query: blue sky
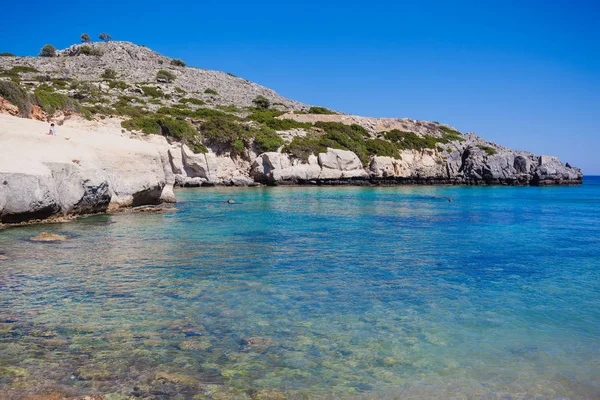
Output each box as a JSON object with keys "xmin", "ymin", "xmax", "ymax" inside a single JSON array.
[{"xmin": 2, "ymin": 0, "xmax": 599, "ymax": 173}]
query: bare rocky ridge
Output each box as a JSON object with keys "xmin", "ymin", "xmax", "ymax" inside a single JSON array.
[{"xmin": 0, "ymin": 41, "xmax": 583, "ymax": 223}]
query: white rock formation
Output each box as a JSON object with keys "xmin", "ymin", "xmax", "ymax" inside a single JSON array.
[{"xmin": 0, "ymin": 114, "xmax": 174, "ymax": 223}]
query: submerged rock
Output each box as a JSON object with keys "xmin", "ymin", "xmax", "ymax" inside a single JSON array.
[{"xmin": 30, "ymin": 232, "xmax": 69, "ymax": 242}]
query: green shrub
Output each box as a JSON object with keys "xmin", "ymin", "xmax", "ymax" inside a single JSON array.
[
  {"xmin": 0, "ymin": 53, "xmax": 15, "ymax": 57},
  {"xmin": 204, "ymin": 88, "xmax": 218, "ymax": 95},
  {"xmin": 9, "ymin": 66, "xmax": 38, "ymax": 74},
  {"xmin": 156, "ymin": 69, "xmax": 176, "ymax": 83},
  {"xmin": 121, "ymin": 115, "xmax": 197, "ymax": 141},
  {"xmin": 77, "ymin": 45, "xmax": 102, "ymax": 56},
  {"xmin": 226, "ymin": 72, "xmax": 237, "ymax": 77},
  {"xmin": 254, "ymin": 126, "xmax": 284, "ymax": 153},
  {"xmin": 174, "ymin": 87, "xmax": 186, "ymax": 94},
  {"xmin": 101, "ymin": 69, "xmax": 117, "ymax": 79},
  {"xmin": 171, "ymin": 59, "xmax": 186, "ymax": 67},
  {"xmin": 33, "ymin": 88, "xmax": 81, "ymax": 114},
  {"xmin": 108, "ymin": 80, "xmax": 129, "ymax": 90},
  {"xmin": 283, "ymin": 122, "xmax": 373, "ymax": 165},
  {"xmin": 438, "ymin": 126, "xmax": 465, "ymax": 142},
  {"xmin": 200, "ymin": 116, "xmax": 253, "ymax": 154},
  {"xmin": 314, "ymin": 122, "xmax": 370, "ymax": 165},
  {"xmin": 179, "ymin": 97, "xmax": 205, "ymax": 106},
  {"xmin": 0, "ymin": 81, "xmax": 31, "ymax": 116},
  {"xmin": 156, "ymin": 106, "xmax": 238, "ymax": 120},
  {"xmin": 384, "ymin": 130, "xmax": 440, "ymax": 151},
  {"xmin": 141, "ymin": 86, "xmax": 164, "ymax": 98},
  {"xmin": 365, "ymin": 139, "xmax": 400, "ymax": 158},
  {"xmin": 216, "ymin": 104, "xmax": 244, "ymax": 113},
  {"xmin": 283, "ymin": 134, "xmax": 327, "ymax": 161},
  {"xmin": 252, "ymin": 95, "xmax": 270, "ymax": 109},
  {"xmin": 50, "ymin": 78, "xmax": 71, "ymax": 89},
  {"xmin": 307, "ymin": 106, "xmax": 335, "ymax": 114},
  {"xmin": 39, "ymin": 44, "xmax": 56, "ymax": 57},
  {"xmin": 247, "ymin": 109, "xmax": 312, "ymax": 130},
  {"xmin": 81, "ymin": 33, "xmax": 91, "ymax": 43},
  {"xmin": 477, "ymin": 145, "xmax": 497, "ymax": 156}
]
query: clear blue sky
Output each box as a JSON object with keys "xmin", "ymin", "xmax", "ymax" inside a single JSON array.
[{"xmin": 2, "ymin": 0, "xmax": 599, "ymax": 173}]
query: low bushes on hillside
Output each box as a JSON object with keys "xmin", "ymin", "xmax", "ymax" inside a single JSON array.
[
  {"xmin": 204, "ymin": 88, "xmax": 218, "ymax": 95},
  {"xmin": 252, "ymin": 95, "xmax": 270, "ymax": 109},
  {"xmin": 254, "ymin": 126, "xmax": 284, "ymax": 153},
  {"xmin": 156, "ymin": 70, "xmax": 176, "ymax": 83},
  {"xmin": 171, "ymin": 59, "xmax": 186, "ymax": 67},
  {"xmin": 77, "ymin": 45, "xmax": 103, "ymax": 56},
  {"xmin": 141, "ymin": 86, "xmax": 164, "ymax": 98},
  {"xmin": 101, "ymin": 69, "xmax": 117, "ymax": 80},
  {"xmin": 179, "ymin": 98, "xmax": 205, "ymax": 106},
  {"xmin": 200, "ymin": 116, "xmax": 254, "ymax": 155},
  {"xmin": 33, "ymin": 86, "xmax": 82, "ymax": 114},
  {"xmin": 0, "ymin": 81, "xmax": 31, "ymax": 116},
  {"xmin": 477, "ymin": 145, "xmax": 497, "ymax": 156},
  {"xmin": 284, "ymin": 122, "xmax": 371, "ymax": 165},
  {"xmin": 307, "ymin": 106, "xmax": 335, "ymax": 114},
  {"xmin": 246, "ymin": 109, "xmax": 312, "ymax": 130}
]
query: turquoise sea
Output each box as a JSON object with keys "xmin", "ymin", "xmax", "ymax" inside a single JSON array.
[{"xmin": 1, "ymin": 178, "xmax": 599, "ymax": 399}]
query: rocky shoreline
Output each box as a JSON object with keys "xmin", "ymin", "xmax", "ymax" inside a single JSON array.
[{"xmin": 0, "ymin": 112, "xmax": 582, "ymax": 225}]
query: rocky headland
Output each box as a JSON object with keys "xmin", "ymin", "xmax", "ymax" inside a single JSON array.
[{"xmin": 0, "ymin": 41, "xmax": 582, "ymax": 224}]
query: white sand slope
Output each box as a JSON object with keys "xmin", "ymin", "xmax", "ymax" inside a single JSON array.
[{"xmin": 0, "ymin": 114, "xmax": 174, "ymax": 223}]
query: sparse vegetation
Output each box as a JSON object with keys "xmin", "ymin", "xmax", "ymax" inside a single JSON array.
[
  {"xmin": 141, "ymin": 86, "xmax": 164, "ymax": 98},
  {"xmin": 252, "ymin": 95, "xmax": 270, "ymax": 109},
  {"xmin": 438, "ymin": 126, "xmax": 465, "ymax": 142},
  {"xmin": 200, "ymin": 116, "xmax": 253, "ymax": 154},
  {"xmin": 108, "ymin": 80, "xmax": 129, "ymax": 90},
  {"xmin": 171, "ymin": 59, "xmax": 186, "ymax": 67},
  {"xmin": 284, "ymin": 122, "xmax": 372, "ymax": 165},
  {"xmin": 156, "ymin": 69, "xmax": 176, "ymax": 83},
  {"xmin": 365, "ymin": 139, "xmax": 400, "ymax": 158},
  {"xmin": 477, "ymin": 145, "xmax": 497, "ymax": 156},
  {"xmin": 204, "ymin": 88, "xmax": 218, "ymax": 95},
  {"xmin": 0, "ymin": 53, "xmax": 15, "ymax": 57},
  {"xmin": 254, "ymin": 126, "xmax": 284, "ymax": 153},
  {"xmin": 384, "ymin": 130, "xmax": 441, "ymax": 151},
  {"xmin": 307, "ymin": 106, "xmax": 335, "ymax": 115},
  {"xmin": 101, "ymin": 69, "xmax": 117, "ymax": 80},
  {"xmin": 179, "ymin": 98, "xmax": 205, "ymax": 106},
  {"xmin": 77, "ymin": 45, "xmax": 102, "ymax": 56},
  {"xmin": 33, "ymin": 87, "xmax": 81, "ymax": 114},
  {"xmin": 0, "ymin": 81, "xmax": 31, "ymax": 116},
  {"xmin": 39, "ymin": 44, "xmax": 56, "ymax": 57},
  {"xmin": 7, "ymin": 66, "xmax": 39, "ymax": 74},
  {"xmin": 81, "ymin": 33, "xmax": 91, "ymax": 43},
  {"xmin": 246, "ymin": 109, "xmax": 312, "ymax": 131},
  {"xmin": 156, "ymin": 106, "xmax": 238, "ymax": 120}
]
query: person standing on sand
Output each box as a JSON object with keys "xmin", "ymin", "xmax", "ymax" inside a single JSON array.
[{"xmin": 47, "ymin": 123, "xmax": 56, "ymax": 136}]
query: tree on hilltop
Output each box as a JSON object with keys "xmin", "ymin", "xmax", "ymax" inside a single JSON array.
[
  {"xmin": 81, "ymin": 33, "xmax": 91, "ymax": 43},
  {"xmin": 39, "ymin": 44, "xmax": 56, "ymax": 57},
  {"xmin": 99, "ymin": 33, "xmax": 112, "ymax": 42}
]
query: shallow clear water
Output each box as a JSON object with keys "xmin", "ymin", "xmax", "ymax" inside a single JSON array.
[{"xmin": 1, "ymin": 179, "xmax": 599, "ymax": 399}]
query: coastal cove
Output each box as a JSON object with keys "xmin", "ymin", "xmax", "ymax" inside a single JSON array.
[{"xmin": 1, "ymin": 181, "xmax": 599, "ymax": 399}]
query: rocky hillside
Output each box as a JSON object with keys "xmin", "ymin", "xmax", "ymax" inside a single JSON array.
[{"xmin": 0, "ymin": 41, "xmax": 583, "ymax": 222}]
